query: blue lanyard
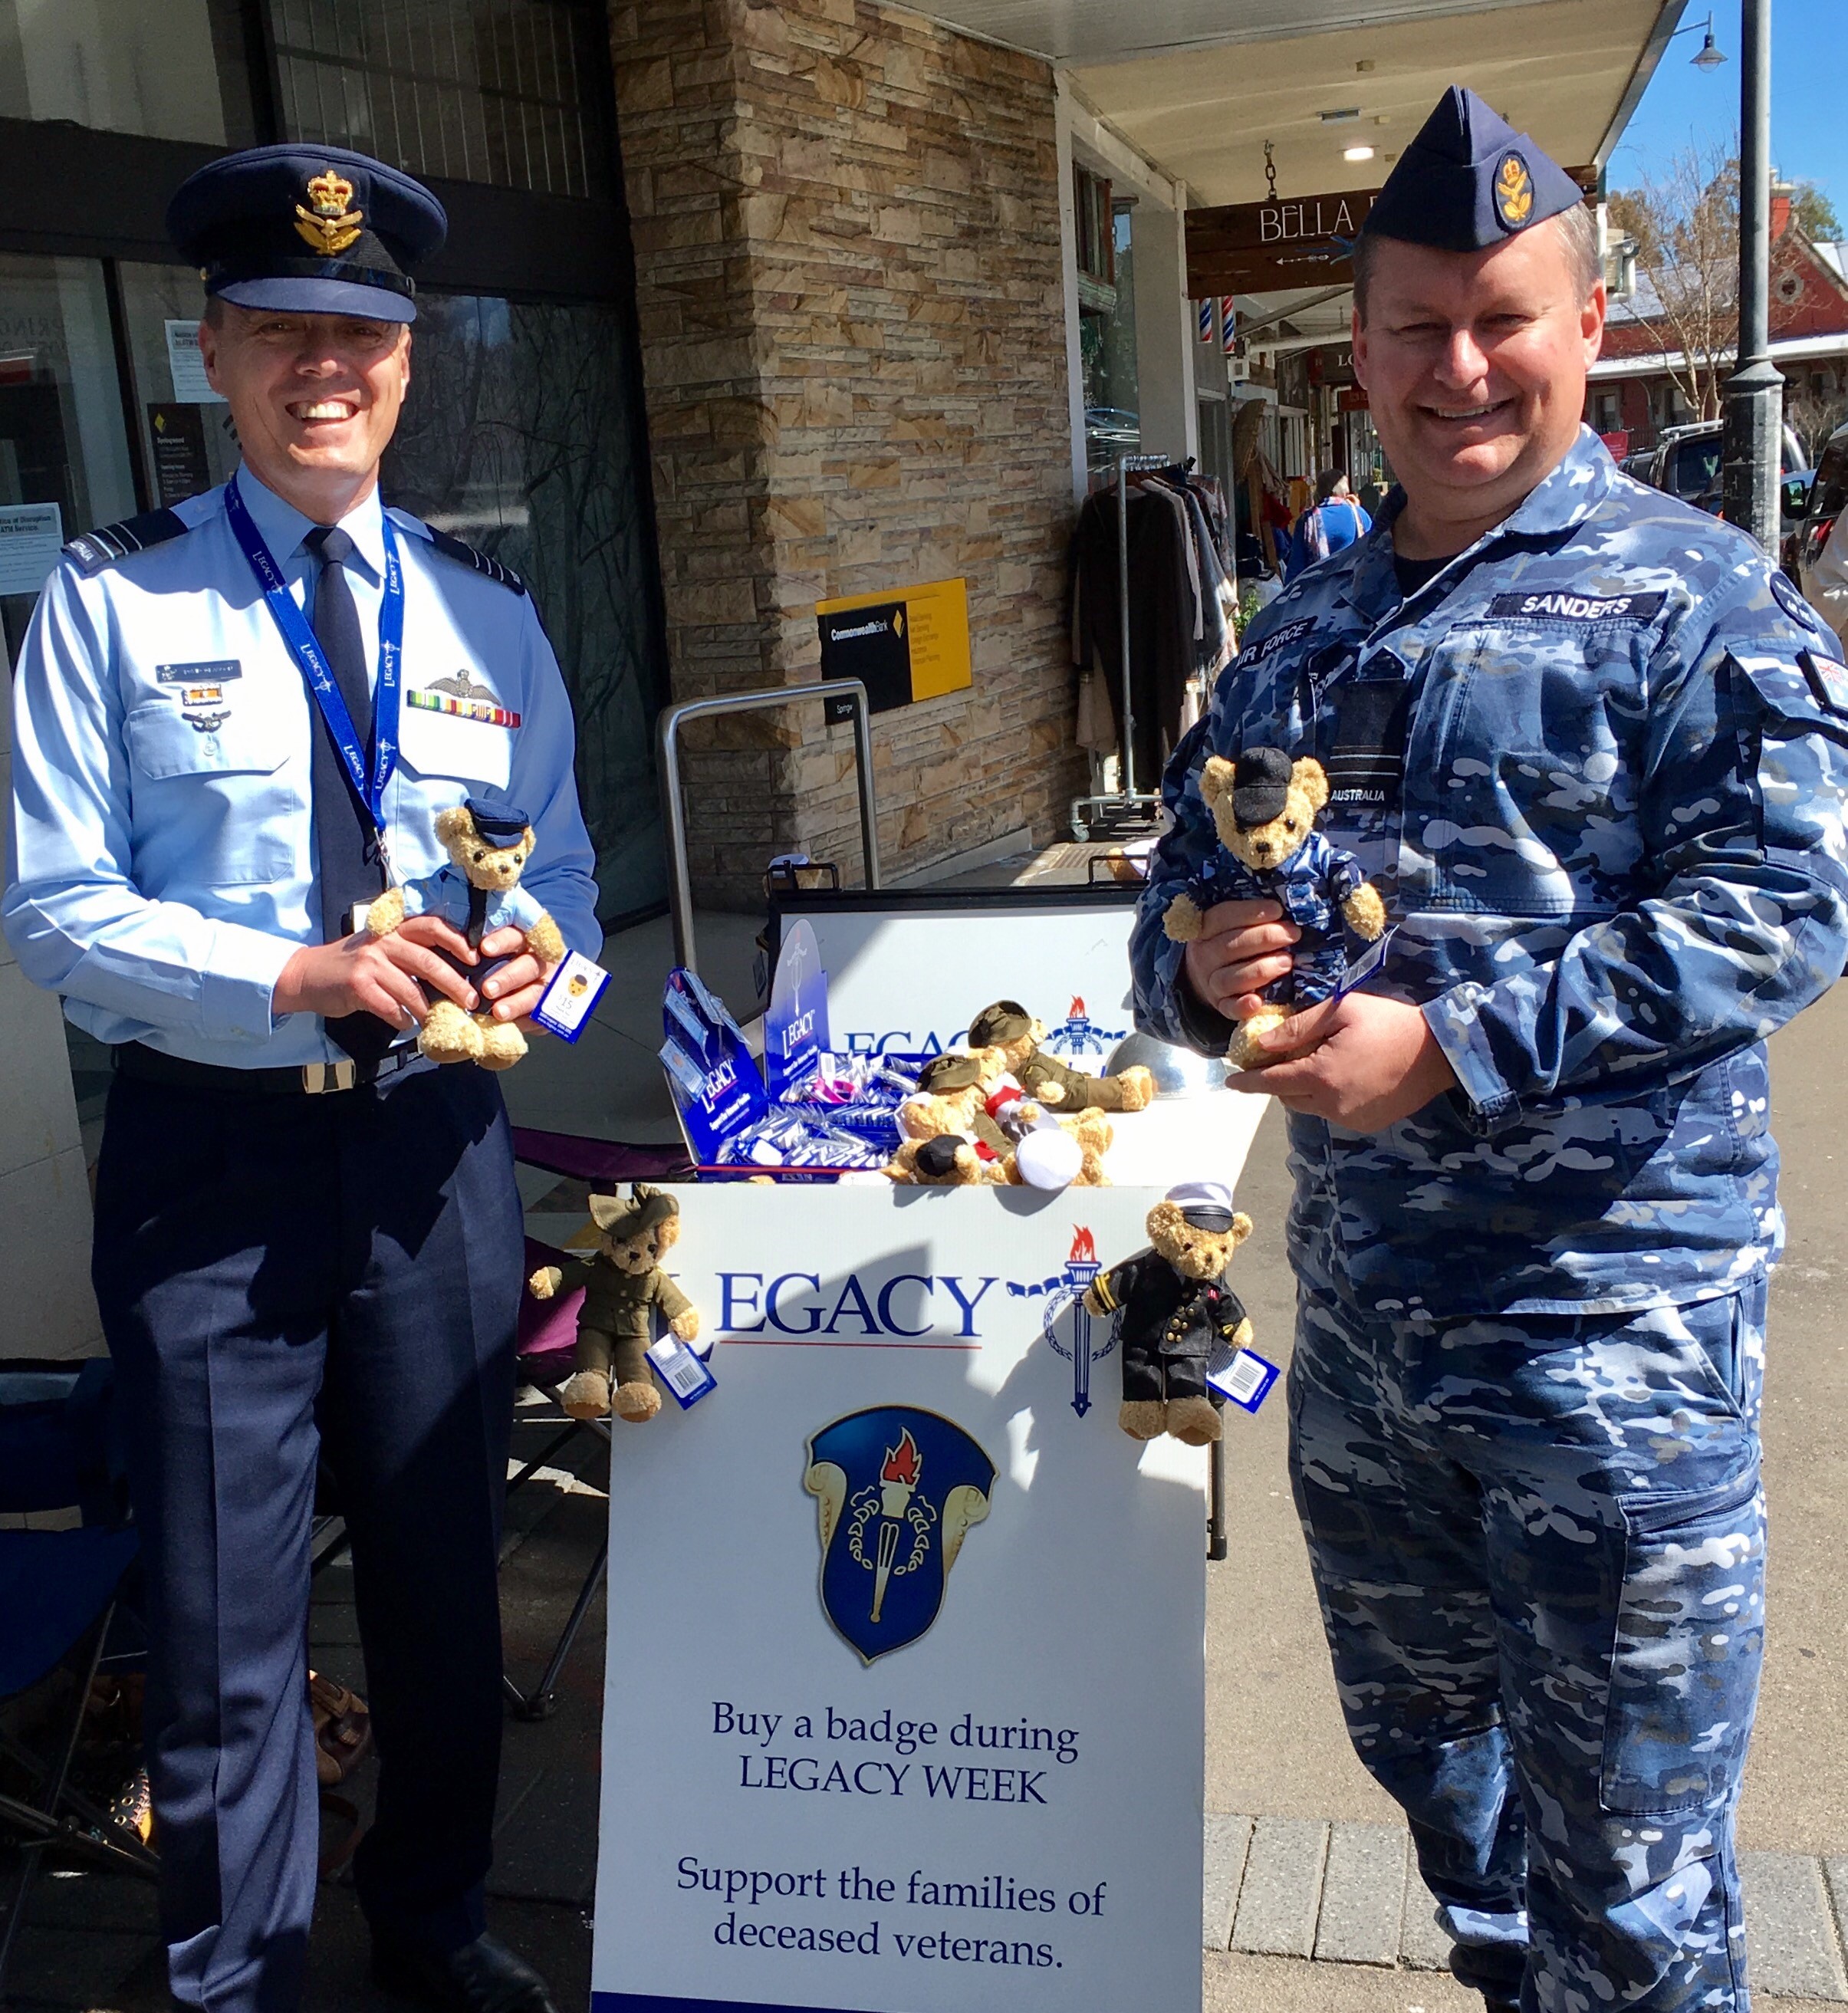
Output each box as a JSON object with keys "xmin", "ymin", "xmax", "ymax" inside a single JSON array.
[{"xmin": 224, "ymin": 473, "xmax": 403, "ymax": 833}]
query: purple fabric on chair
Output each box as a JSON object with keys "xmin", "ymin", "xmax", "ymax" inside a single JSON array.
[
  {"xmin": 517, "ymin": 1236, "xmax": 584, "ymax": 1379},
  {"xmin": 510, "ymin": 1130, "xmax": 692, "ymax": 1186}
]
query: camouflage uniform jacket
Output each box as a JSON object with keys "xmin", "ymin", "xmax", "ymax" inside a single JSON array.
[
  {"xmin": 1179, "ymin": 829, "xmax": 1367, "ymax": 1007},
  {"xmin": 553, "ymin": 1255, "xmax": 691, "ymax": 1339},
  {"xmin": 1131, "ymin": 428, "xmax": 1848, "ymax": 1320}
]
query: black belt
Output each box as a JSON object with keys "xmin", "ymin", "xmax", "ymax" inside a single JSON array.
[{"xmin": 114, "ymin": 1040, "xmax": 435, "ymax": 1097}]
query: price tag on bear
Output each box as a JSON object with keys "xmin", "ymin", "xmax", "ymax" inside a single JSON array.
[
  {"xmin": 1205, "ymin": 1341, "xmax": 1281, "ymax": 1413},
  {"xmin": 646, "ymin": 1332, "xmax": 717, "ymax": 1409},
  {"xmin": 533, "ymin": 949, "xmax": 611, "ymax": 1042},
  {"xmin": 1333, "ymin": 922, "xmax": 1397, "ymax": 998}
]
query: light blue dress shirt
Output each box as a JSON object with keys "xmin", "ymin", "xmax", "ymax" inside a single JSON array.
[{"xmin": 4, "ymin": 467, "xmax": 601, "ymax": 1067}]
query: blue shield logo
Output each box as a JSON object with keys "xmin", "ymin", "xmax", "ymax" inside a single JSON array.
[{"xmin": 804, "ymin": 1406, "xmax": 995, "ymax": 1665}]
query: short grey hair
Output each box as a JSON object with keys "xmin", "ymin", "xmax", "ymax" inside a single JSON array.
[{"xmin": 1352, "ymin": 200, "xmax": 1601, "ymax": 322}]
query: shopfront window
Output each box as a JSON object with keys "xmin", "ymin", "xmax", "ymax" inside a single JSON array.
[
  {"xmin": 0, "ymin": 0, "xmax": 255, "ymax": 145},
  {"xmin": 0, "ymin": 255, "xmax": 136, "ymax": 670},
  {"xmin": 1081, "ymin": 202, "xmax": 1139, "ymax": 475},
  {"xmin": 385, "ymin": 290, "xmax": 669, "ymax": 919},
  {"xmin": 269, "ymin": 0, "xmax": 609, "ymax": 197}
]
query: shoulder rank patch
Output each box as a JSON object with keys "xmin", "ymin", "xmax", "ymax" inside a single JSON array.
[
  {"xmin": 1486, "ymin": 590, "xmax": 1667, "ymax": 623},
  {"xmin": 62, "ymin": 508, "xmax": 190, "ymax": 576},
  {"xmin": 426, "ymin": 527, "xmax": 528, "ymax": 597}
]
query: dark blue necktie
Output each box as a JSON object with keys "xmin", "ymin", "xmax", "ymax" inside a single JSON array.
[{"xmin": 303, "ymin": 525, "xmax": 392, "ymax": 1065}]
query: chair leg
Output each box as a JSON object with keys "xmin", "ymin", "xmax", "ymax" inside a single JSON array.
[
  {"xmin": 503, "ymin": 1538, "xmax": 608, "ymax": 1722},
  {"xmin": 0, "ymin": 1603, "xmax": 115, "ymax": 1991}
]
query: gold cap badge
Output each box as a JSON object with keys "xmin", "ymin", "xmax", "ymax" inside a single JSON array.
[
  {"xmin": 294, "ymin": 169, "xmax": 364, "ymax": 255},
  {"xmin": 1494, "ymin": 152, "xmax": 1534, "ymax": 230}
]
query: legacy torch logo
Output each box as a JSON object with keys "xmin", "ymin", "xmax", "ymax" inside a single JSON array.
[
  {"xmin": 804, "ymin": 1407, "xmax": 995, "ymax": 1665},
  {"xmin": 1007, "ymin": 1227, "xmax": 1114, "ymax": 1419}
]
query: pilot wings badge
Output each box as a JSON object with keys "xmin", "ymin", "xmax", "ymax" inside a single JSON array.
[
  {"xmin": 294, "ymin": 170, "xmax": 364, "ymax": 255},
  {"xmin": 803, "ymin": 1407, "xmax": 994, "ymax": 1665}
]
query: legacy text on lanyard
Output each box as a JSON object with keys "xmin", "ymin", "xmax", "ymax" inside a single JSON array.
[{"xmin": 225, "ymin": 475, "xmax": 403, "ymax": 870}]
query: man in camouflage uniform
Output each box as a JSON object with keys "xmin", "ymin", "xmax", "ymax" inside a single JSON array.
[{"xmin": 1131, "ymin": 86, "xmax": 1848, "ymax": 2013}]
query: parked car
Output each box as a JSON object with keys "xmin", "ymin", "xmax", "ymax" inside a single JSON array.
[
  {"xmin": 1788, "ymin": 416, "xmax": 1848, "ymax": 617},
  {"xmin": 1642, "ymin": 419, "xmax": 1804, "ymax": 516}
]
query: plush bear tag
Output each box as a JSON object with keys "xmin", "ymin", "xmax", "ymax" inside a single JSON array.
[{"xmin": 533, "ymin": 949, "xmax": 612, "ymax": 1042}]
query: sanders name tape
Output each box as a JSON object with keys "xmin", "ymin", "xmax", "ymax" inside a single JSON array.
[
  {"xmin": 534, "ymin": 951, "xmax": 611, "ymax": 1043},
  {"xmin": 646, "ymin": 1333, "xmax": 717, "ymax": 1409},
  {"xmin": 1205, "ymin": 1344, "xmax": 1281, "ymax": 1413}
]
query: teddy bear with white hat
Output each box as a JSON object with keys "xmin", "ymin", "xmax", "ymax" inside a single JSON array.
[{"xmin": 1083, "ymin": 1180, "xmax": 1255, "ymax": 1444}]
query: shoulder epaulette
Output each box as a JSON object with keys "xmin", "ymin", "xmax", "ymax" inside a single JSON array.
[
  {"xmin": 426, "ymin": 526, "xmax": 528, "ymax": 597},
  {"xmin": 62, "ymin": 508, "xmax": 190, "ymax": 576}
]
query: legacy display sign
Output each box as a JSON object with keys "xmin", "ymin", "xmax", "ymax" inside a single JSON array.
[
  {"xmin": 770, "ymin": 893, "xmax": 1139, "ymax": 1061},
  {"xmin": 816, "ymin": 577, "xmax": 972, "ymax": 715},
  {"xmin": 590, "ymin": 1185, "xmax": 1206, "ymax": 2013}
]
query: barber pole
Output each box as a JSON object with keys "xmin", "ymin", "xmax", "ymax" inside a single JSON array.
[
  {"xmin": 1198, "ymin": 298, "xmax": 1213, "ymax": 344},
  {"xmin": 1221, "ymin": 297, "xmax": 1237, "ymax": 355}
]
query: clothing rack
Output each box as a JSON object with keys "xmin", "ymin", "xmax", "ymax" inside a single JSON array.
[{"xmin": 1071, "ymin": 452, "xmax": 1176, "ymax": 841}]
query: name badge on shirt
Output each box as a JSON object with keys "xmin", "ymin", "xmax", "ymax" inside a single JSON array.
[{"xmin": 156, "ymin": 659, "xmax": 244, "ymax": 683}]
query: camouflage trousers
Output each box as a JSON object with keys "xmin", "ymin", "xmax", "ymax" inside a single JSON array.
[{"xmin": 1288, "ymin": 1275, "xmax": 1767, "ymax": 2011}]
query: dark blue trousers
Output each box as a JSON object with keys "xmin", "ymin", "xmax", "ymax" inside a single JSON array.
[{"xmin": 91, "ymin": 1062, "xmax": 524, "ymax": 2013}]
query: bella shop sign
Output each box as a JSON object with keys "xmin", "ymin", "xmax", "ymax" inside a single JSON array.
[{"xmin": 1185, "ymin": 186, "xmax": 1377, "ymax": 296}]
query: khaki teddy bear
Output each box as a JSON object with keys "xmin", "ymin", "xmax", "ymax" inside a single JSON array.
[
  {"xmin": 366, "ymin": 797, "xmax": 567, "ymax": 1071},
  {"xmin": 1083, "ymin": 1181, "xmax": 1255, "ymax": 1446},
  {"xmin": 966, "ymin": 1001, "xmax": 1155, "ymax": 1113},
  {"xmin": 528, "ymin": 1185, "xmax": 699, "ymax": 1423},
  {"xmin": 1162, "ymin": 749, "xmax": 1386, "ymax": 1071}
]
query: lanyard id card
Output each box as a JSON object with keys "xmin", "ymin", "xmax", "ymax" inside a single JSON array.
[{"xmin": 225, "ymin": 475, "xmax": 404, "ymax": 860}]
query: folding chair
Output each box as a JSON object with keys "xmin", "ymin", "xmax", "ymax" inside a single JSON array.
[
  {"xmin": 0, "ymin": 1359, "xmax": 154, "ymax": 1994},
  {"xmin": 501, "ymin": 1130, "xmax": 692, "ymax": 1721}
]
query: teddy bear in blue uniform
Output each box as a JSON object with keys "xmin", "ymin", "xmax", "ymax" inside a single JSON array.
[{"xmin": 1162, "ymin": 748, "xmax": 1386, "ymax": 1069}]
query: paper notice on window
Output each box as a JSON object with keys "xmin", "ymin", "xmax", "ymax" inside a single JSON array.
[
  {"xmin": 0, "ymin": 501, "xmax": 64, "ymax": 596},
  {"xmin": 166, "ymin": 320, "xmax": 226, "ymax": 404}
]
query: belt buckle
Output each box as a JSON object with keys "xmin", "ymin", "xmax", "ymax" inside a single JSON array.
[{"xmin": 302, "ymin": 1059, "xmax": 359, "ymax": 1095}]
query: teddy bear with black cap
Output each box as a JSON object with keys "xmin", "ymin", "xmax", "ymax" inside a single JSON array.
[
  {"xmin": 1161, "ymin": 748, "xmax": 1386, "ymax": 1070},
  {"xmin": 365, "ymin": 795, "xmax": 566, "ymax": 1070}
]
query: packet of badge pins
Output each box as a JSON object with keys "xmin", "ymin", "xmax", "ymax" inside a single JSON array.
[
  {"xmin": 761, "ymin": 919, "xmax": 929, "ymax": 1139},
  {"xmin": 659, "ymin": 965, "xmax": 897, "ymax": 1181}
]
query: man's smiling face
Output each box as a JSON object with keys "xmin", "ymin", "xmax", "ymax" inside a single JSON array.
[
  {"xmin": 1353, "ymin": 215, "xmax": 1604, "ymax": 554},
  {"xmin": 199, "ymin": 302, "xmax": 411, "ymax": 518}
]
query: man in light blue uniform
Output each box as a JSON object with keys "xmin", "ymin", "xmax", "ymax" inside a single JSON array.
[
  {"xmin": 1132, "ymin": 89, "xmax": 1848, "ymax": 2012},
  {"xmin": 4, "ymin": 144, "xmax": 598, "ymax": 2013}
]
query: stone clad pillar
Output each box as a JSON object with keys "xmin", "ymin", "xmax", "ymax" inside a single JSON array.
[{"xmin": 612, "ymin": 0, "xmax": 1086, "ymax": 906}]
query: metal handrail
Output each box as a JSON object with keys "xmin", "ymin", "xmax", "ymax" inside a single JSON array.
[{"xmin": 656, "ymin": 679, "xmax": 881, "ymax": 975}]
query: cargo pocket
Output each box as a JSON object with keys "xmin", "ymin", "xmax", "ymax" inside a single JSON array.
[{"xmin": 1600, "ymin": 1462, "xmax": 1764, "ymax": 1815}]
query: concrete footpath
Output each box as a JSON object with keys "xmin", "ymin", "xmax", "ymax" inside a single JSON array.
[{"xmin": 6, "ymin": 979, "xmax": 1847, "ymax": 2010}]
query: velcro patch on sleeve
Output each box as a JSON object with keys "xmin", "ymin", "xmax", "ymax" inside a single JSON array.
[{"xmin": 1799, "ymin": 648, "xmax": 1848, "ymax": 718}]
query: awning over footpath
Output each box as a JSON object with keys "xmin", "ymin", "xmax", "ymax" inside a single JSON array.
[{"xmin": 906, "ymin": 0, "xmax": 1688, "ymax": 326}]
